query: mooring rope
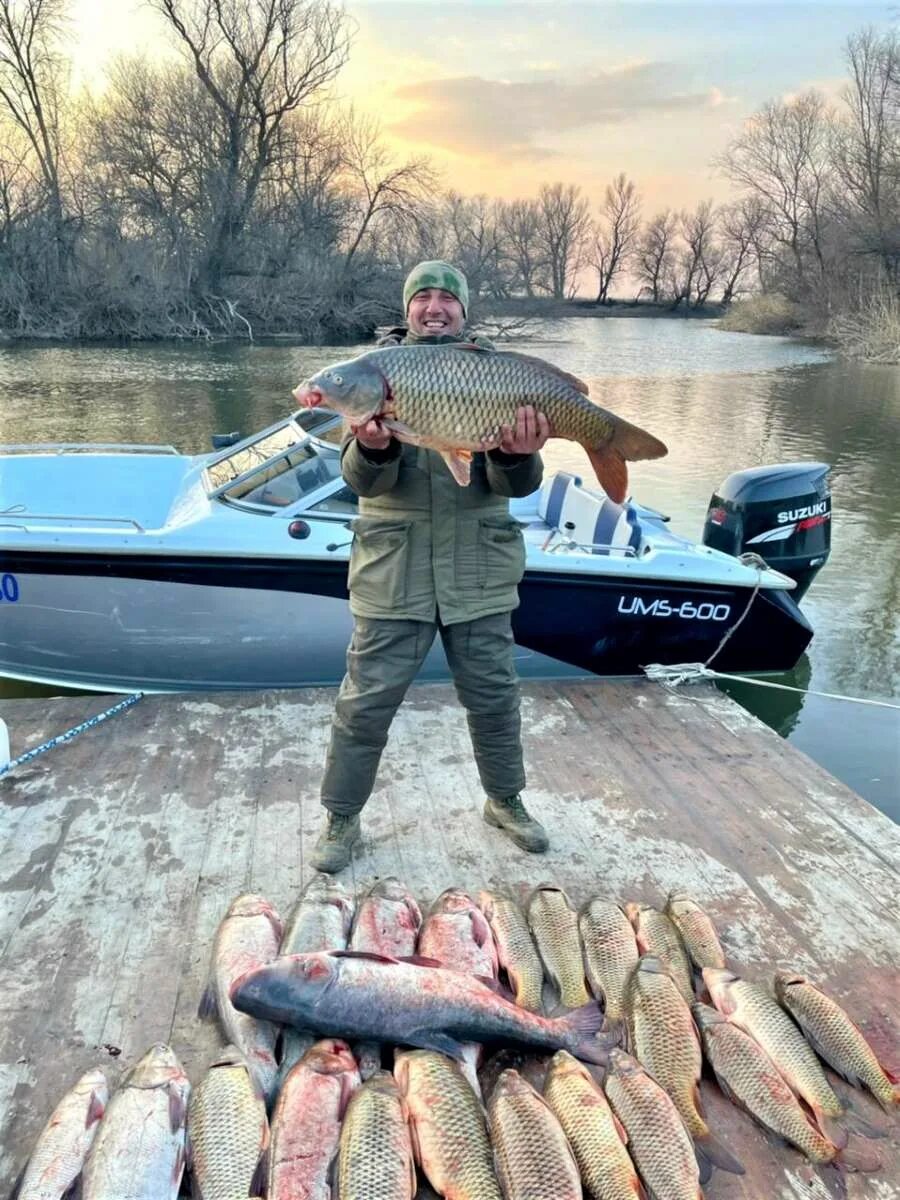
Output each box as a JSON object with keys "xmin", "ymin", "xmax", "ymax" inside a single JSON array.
[
  {"xmin": 643, "ymin": 663, "xmax": 899, "ymax": 711},
  {"xmin": 0, "ymin": 692, "xmax": 144, "ymax": 778}
]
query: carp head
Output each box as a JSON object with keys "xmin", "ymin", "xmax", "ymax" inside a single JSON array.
[{"xmin": 293, "ymin": 355, "xmax": 386, "ymax": 424}]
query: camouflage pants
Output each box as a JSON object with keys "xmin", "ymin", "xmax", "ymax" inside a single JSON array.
[{"xmin": 320, "ymin": 612, "xmax": 526, "ymax": 816}]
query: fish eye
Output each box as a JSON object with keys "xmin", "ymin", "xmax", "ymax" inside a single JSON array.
[{"xmin": 333, "ymin": 374, "xmax": 342, "ymax": 384}]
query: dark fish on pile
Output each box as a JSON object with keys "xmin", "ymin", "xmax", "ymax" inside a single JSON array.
[
  {"xmin": 527, "ymin": 884, "xmax": 591, "ymax": 1010},
  {"xmin": 200, "ymin": 893, "xmax": 283, "ymax": 1100},
  {"xmin": 231, "ymin": 950, "xmax": 613, "ymax": 1064},
  {"xmin": 395, "ymin": 1049, "xmax": 502, "ymax": 1200},
  {"xmin": 418, "ymin": 887, "xmax": 498, "ymax": 1095},
  {"xmin": 544, "ymin": 1050, "xmax": 644, "ymax": 1200},
  {"xmin": 704, "ymin": 968, "xmax": 879, "ymax": 1147},
  {"xmin": 579, "ymin": 898, "xmax": 639, "ymax": 1036},
  {"xmin": 294, "ymin": 343, "xmax": 667, "ymax": 501},
  {"xmin": 18, "ymin": 1069, "xmax": 107, "ymax": 1200},
  {"xmin": 604, "ymin": 1049, "xmax": 702, "ymax": 1200},
  {"xmin": 186, "ymin": 1045, "xmax": 269, "ymax": 1200},
  {"xmin": 489, "ymin": 1069, "xmax": 582, "ymax": 1200},
  {"xmin": 337, "ymin": 1071, "xmax": 416, "ymax": 1200},
  {"xmin": 81, "ymin": 1044, "xmax": 190, "ymax": 1200},
  {"xmin": 774, "ymin": 971, "xmax": 900, "ymax": 1111},
  {"xmin": 625, "ymin": 903, "xmax": 694, "ymax": 1005},
  {"xmin": 664, "ymin": 893, "xmax": 726, "ymax": 971},
  {"xmin": 276, "ymin": 876, "xmax": 354, "ymax": 1091},
  {"xmin": 479, "ymin": 1047, "xmax": 551, "ymax": 1103},
  {"xmin": 693, "ymin": 1003, "xmax": 881, "ymax": 1173},
  {"xmin": 479, "ymin": 889, "xmax": 545, "ymax": 1012},
  {"xmin": 627, "ymin": 957, "xmax": 743, "ymax": 1181},
  {"xmin": 269, "ymin": 1039, "xmax": 360, "ymax": 1200}
]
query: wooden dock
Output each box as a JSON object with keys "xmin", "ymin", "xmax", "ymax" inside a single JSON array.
[{"xmin": 1, "ymin": 679, "xmax": 897, "ymax": 1197}]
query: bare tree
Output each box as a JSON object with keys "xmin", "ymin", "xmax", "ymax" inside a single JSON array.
[
  {"xmin": 0, "ymin": 0, "xmax": 68, "ymax": 265},
  {"xmin": 592, "ymin": 172, "xmax": 641, "ymax": 303},
  {"xmin": 679, "ymin": 200, "xmax": 721, "ymax": 306},
  {"xmin": 636, "ymin": 209, "xmax": 677, "ymax": 302},
  {"xmin": 717, "ymin": 90, "xmax": 833, "ymax": 296},
  {"xmin": 535, "ymin": 181, "xmax": 592, "ymax": 299},
  {"xmin": 150, "ymin": 0, "xmax": 351, "ymax": 291},
  {"xmin": 718, "ymin": 194, "xmax": 770, "ymax": 302},
  {"xmin": 497, "ymin": 197, "xmax": 548, "ymax": 296}
]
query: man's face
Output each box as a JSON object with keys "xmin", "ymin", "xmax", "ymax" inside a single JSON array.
[{"xmin": 407, "ymin": 288, "xmax": 465, "ymax": 337}]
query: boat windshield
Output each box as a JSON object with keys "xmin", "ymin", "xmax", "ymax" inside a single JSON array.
[{"xmin": 205, "ymin": 415, "xmax": 346, "ymax": 509}]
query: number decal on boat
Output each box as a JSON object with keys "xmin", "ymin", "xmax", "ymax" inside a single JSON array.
[
  {"xmin": 0, "ymin": 574, "xmax": 19, "ymax": 603},
  {"xmin": 617, "ymin": 595, "xmax": 731, "ymax": 621}
]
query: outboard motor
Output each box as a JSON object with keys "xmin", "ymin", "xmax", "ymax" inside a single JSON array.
[{"xmin": 702, "ymin": 463, "xmax": 831, "ymax": 602}]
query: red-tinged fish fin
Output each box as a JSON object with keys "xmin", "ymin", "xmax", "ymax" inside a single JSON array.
[
  {"xmin": 86, "ymin": 1089, "xmax": 105, "ymax": 1126},
  {"xmin": 439, "ymin": 449, "xmax": 472, "ymax": 486},
  {"xmin": 818, "ymin": 1112, "xmax": 849, "ymax": 1149},
  {"xmin": 168, "ymin": 1084, "xmax": 188, "ymax": 1134},
  {"xmin": 406, "ymin": 1107, "xmax": 424, "ymax": 1167},
  {"xmin": 339, "ymin": 1068, "xmax": 358, "ymax": 1120},
  {"xmin": 610, "ymin": 414, "xmax": 668, "ymax": 463},
  {"xmin": 470, "ymin": 907, "xmax": 493, "ymax": 950},
  {"xmin": 694, "ymin": 1129, "xmax": 745, "ymax": 1176},
  {"xmin": 475, "ymin": 973, "xmax": 516, "ymax": 1000},
  {"xmin": 611, "ymin": 1110, "xmax": 629, "ymax": 1145},
  {"xmin": 584, "ymin": 445, "xmax": 628, "ymax": 504},
  {"xmin": 250, "ymin": 1147, "xmax": 269, "ymax": 1196},
  {"xmin": 264, "ymin": 908, "xmax": 284, "ymax": 942},
  {"xmin": 400, "ymin": 954, "xmax": 445, "ymax": 969},
  {"xmin": 500, "ymin": 349, "xmax": 590, "ymax": 394},
  {"xmin": 382, "ymin": 417, "xmax": 425, "ymax": 446},
  {"xmin": 198, "ymin": 983, "xmax": 217, "ymax": 1021},
  {"xmin": 835, "ymin": 1140, "xmax": 883, "ymax": 1173},
  {"xmin": 330, "ymin": 949, "xmax": 400, "ymax": 964}
]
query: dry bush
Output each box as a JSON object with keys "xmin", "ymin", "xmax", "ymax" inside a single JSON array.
[
  {"xmin": 828, "ymin": 287, "xmax": 900, "ymax": 363},
  {"xmin": 719, "ymin": 293, "xmax": 804, "ymax": 335}
]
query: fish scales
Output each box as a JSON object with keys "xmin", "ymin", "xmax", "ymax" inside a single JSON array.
[
  {"xmin": 528, "ymin": 885, "xmax": 591, "ymax": 1010},
  {"xmin": 337, "ymin": 1072, "xmax": 415, "ymax": 1200},
  {"xmin": 774, "ymin": 972, "xmax": 900, "ymax": 1111},
  {"xmin": 186, "ymin": 1048, "xmax": 268, "ymax": 1200},
  {"xmin": 395, "ymin": 1050, "xmax": 502, "ymax": 1200},
  {"xmin": 604, "ymin": 1050, "xmax": 702, "ymax": 1200},
  {"xmin": 18, "ymin": 1069, "xmax": 108, "ymax": 1200},
  {"xmin": 626, "ymin": 904, "xmax": 694, "ymax": 1004},
  {"xmin": 544, "ymin": 1051, "xmax": 643, "ymax": 1200},
  {"xmin": 664, "ymin": 894, "xmax": 726, "ymax": 971},
  {"xmin": 479, "ymin": 890, "xmax": 545, "ymax": 1013},
  {"xmin": 693, "ymin": 1004, "xmax": 839, "ymax": 1165},
  {"xmin": 269, "ymin": 1039, "xmax": 360, "ymax": 1200},
  {"xmin": 579, "ymin": 899, "xmax": 639, "ymax": 1027},
  {"xmin": 488, "ymin": 1069, "xmax": 582, "ymax": 1200}
]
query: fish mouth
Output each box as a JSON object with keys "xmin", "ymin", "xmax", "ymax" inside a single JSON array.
[{"xmin": 293, "ymin": 383, "xmax": 324, "ymax": 408}]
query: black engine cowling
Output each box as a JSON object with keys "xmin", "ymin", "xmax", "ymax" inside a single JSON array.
[{"xmin": 702, "ymin": 463, "xmax": 831, "ymax": 602}]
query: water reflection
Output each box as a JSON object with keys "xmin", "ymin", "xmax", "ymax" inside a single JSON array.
[{"xmin": 0, "ymin": 321, "xmax": 897, "ymax": 817}]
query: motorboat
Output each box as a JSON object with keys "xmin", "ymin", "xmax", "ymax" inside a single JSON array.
[{"xmin": 0, "ymin": 409, "xmax": 831, "ymax": 693}]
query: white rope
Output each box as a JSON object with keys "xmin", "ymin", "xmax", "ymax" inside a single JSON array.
[{"xmin": 642, "ymin": 662, "xmax": 900, "ymax": 711}]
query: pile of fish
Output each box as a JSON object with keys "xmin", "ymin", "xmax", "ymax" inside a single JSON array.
[{"xmin": 15, "ymin": 879, "xmax": 898, "ymax": 1198}]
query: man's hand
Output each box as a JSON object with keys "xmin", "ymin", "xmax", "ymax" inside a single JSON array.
[
  {"xmin": 352, "ymin": 417, "xmax": 392, "ymax": 451},
  {"xmin": 497, "ymin": 406, "xmax": 550, "ymax": 455}
]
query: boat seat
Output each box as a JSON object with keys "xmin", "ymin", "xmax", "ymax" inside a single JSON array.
[
  {"xmin": 559, "ymin": 483, "xmax": 642, "ymax": 557},
  {"xmin": 537, "ymin": 471, "xmax": 582, "ymax": 527}
]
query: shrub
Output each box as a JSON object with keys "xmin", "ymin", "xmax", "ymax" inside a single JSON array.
[
  {"xmin": 828, "ymin": 286, "xmax": 900, "ymax": 364},
  {"xmin": 719, "ymin": 293, "xmax": 804, "ymax": 335}
]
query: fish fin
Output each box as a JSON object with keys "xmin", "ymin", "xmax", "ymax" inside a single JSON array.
[
  {"xmin": 499, "ymin": 349, "xmax": 590, "ymax": 394},
  {"xmin": 439, "ymin": 449, "xmax": 473, "ymax": 486},
  {"xmin": 403, "ymin": 1029, "xmax": 467, "ymax": 1060},
  {"xmin": 406, "ymin": 1104, "xmax": 424, "ymax": 1166},
  {"xmin": 339, "ymin": 1066, "xmax": 359, "ymax": 1118},
  {"xmin": 837, "ymin": 1103, "xmax": 888, "ymax": 1140},
  {"xmin": 694, "ymin": 1129, "xmax": 745, "ymax": 1176},
  {"xmin": 382, "ymin": 417, "xmax": 424, "ymax": 446},
  {"xmin": 168, "ymin": 1083, "xmax": 188, "ymax": 1133},
  {"xmin": 584, "ymin": 445, "xmax": 628, "ymax": 504},
  {"xmin": 250, "ymin": 1147, "xmax": 269, "ymax": 1196},
  {"xmin": 476, "ymin": 974, "xmax": 517, "ymax": 1001},
  {"xmin": 695, "ymin": 1150, "xmax": 712, "ymax": 1185},
  {"xmin": 197, "ymin": 982, "xmax": 217, "ymax": 1021},
  {"xmin": 834, "ymin": 1140, "xmax": 883, "ymax": 1173},
  {"xmin": 818, "ymin": 1112, "xmax": 849, "ymax": 1149},
  {"xmin": 604, "ymin": 1016, "xmax": 628, "ymax": 1050},
  {"xmin": 611, "ymin": 1110, "xmax": 630, "ymax": 1145},
  {"xmin": 330, "ymin": 949, "xmax": 400, "ymax": 964},
  {"xmin": 399, "ymin": 954, "xmax": 446, "ymax": 969},
  {"xmin": 558, "ymin": 1002, "xmax": 616, "ymax": 1065},
  {"xmin": 86, "ymin": 1088, "xmax": 106, "ymax": 1126},
  {"xmin": 445, "ymin": 341, "xmax": 492, "ymax": 353}
]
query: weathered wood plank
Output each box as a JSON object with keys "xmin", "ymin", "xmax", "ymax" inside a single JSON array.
[{"xmin": 0, "ymin": 681, "xmax": 897, "ymax": 1198}]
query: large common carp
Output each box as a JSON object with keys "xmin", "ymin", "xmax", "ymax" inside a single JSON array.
[
  {"xmin": 579, "ymin": 898, "xmax": 639, "ymax": 1038},
  {"xmin": 336, "ymin": 1072, "xmax": 416, "ymax": 1200},
  {"xmin": 231, "ymin": 950, "xmax": 612, "ymax": 1064},
  {"xmin": 294, "ymin": 343, "xmax": 667, "ymax": 501},
  {"xmin": 186, "ymin": 1046, "xmax": 269, "ymax": 1200},
  {"xmin": 527, "ymin": 884, "xmax": 591, "ymax": 1011},
  {"xmin": 479, "ymin": 890, "xmax": 545, "ymax": 1013},
  {"xmin": 199, "ymin": 893, "xmax": 283, "ymax": 1101},
  {"xmin": 81, "ymin": 1045, "xmax": 190, "ymax": 1200},
  {"xmin": 488, "ymin": 1069, "xmax": 582, "ymax": 1200},
  {"xmin": 17, "ymin": 1069, "xmax": 108, "ymax": 1200}
]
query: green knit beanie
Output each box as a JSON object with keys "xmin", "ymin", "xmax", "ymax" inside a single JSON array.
[{"xmin": 403, "ymin": 260, "xmax": 469, "ymax": 317}]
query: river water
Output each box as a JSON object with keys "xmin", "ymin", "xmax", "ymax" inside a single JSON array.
[{"xmin": 0, "ymin": 318, "xmax": 897, "ymax": 819}]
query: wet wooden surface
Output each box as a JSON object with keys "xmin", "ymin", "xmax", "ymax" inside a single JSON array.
[{"xmin": 1, "ymin": 679, "xmax": 897, "ymax": 1197}]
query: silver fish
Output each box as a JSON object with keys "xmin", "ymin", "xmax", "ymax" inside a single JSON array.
[{"xmin": 18, "ymin": 1069, "xmax": 108, "ymax": 1200}]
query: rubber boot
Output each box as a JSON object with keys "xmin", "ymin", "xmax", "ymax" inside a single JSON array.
[
  {"xmin": 310, "ymin": 812, "xmax": 361, "ymax": 873},
  {"xmin": 483, "ymin": 794, "xmax": 549, "ymax": 853}
]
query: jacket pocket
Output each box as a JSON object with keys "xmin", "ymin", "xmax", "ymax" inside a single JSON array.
[
  {"xmin": 478, "ymin": 517, "xmax": 526, "ymax": 589},
  {"xmin": 348, "ymin": 517, "xmax": 411, "ymax": 609}
]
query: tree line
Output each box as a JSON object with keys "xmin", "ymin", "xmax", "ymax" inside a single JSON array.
[{"xmin": 0, "ymin": 2, "xmax": 896, "ymax": 344}]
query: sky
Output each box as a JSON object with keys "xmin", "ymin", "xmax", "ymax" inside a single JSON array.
[{"xmin": 67, "ymin": 1, "xmax": 896, "ymax": 213}]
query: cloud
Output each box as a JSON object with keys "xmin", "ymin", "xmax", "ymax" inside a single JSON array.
[{"xmin": 389, "ymin": 62, "xmax": 731, "ymax": 160}]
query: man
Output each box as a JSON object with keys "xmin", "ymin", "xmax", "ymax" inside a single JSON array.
[{"xmin": 312, "ymin": 260, "xmax": 550, "ymax": 873}]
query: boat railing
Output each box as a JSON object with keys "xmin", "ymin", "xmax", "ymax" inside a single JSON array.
[
  {"xmin": 544, "ymin": 534, "xmax": 638, "ymax": 558},
  {"xmin": 0, "ymin": 510, "xmax": 146, "ymax": 533},
  {"xmin": 0, "ymin": 442, "xmax": 179, "ymax": 455}
]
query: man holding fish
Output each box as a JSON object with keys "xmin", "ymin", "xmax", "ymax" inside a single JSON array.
[{"xmin": 294, "ymin": 260, "xmax": 666, "ymax": 872}]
